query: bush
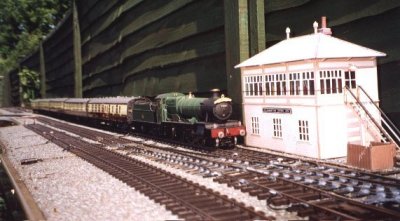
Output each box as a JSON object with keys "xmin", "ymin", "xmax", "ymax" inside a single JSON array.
[{"xmin": 18, "ymin": 68, "xmax": 40, "ymax": 106}]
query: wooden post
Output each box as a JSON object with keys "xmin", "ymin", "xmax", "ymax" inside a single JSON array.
[
  {"xmin": 248, "ymin": 0, "xmax": 265, "ymax": 56},
  {"xmin": 0, "ymin": 75, "xmax": 4, "ymax": 107},
  {"xmin": 39, "ymin": 41, "xmax": 46, "ymax": 98},
  {"xmin": 224, "ymin": 0, "xmax": 265, "ymax": 118},
  {"xmin": 3, "ymin": 71, "xmax": 11, "ymax": 106},
  {"xmin": 73, "ymin": 0, "xmax": 82, "ymax": 98},
  {"xmin": 224, "ymin": 0, "xmax": 248, "ymax": 118},
  {"xmin": 18, "ymin": 66, "xmax": 22, "ymax": 106}
]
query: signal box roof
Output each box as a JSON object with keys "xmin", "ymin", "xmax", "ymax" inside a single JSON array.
[{"xmin": 235, "ymin": 33, "xmax": 386, "ymax": 68}]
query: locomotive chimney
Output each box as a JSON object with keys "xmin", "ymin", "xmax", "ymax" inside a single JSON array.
[
  {"xmin": 211, "ymin": 88, "xmax": 220, "ymax": 98},
  {"xmin": 319, "ymin": 16, "xmax": 332, "ymax": 35}
]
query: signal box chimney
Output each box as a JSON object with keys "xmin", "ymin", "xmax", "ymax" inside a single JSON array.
[{"xmin": 319, "ymin": 16, "xmax": 332, "ymax": 35}]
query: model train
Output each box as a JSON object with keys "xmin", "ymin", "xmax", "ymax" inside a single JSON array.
[{"xmin": 31, "ymin": 92, "xmax": 245, "ymax": 148}]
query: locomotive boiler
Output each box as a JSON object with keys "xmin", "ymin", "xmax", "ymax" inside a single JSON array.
[{"xmin": 163, "ymin": 92, "xmax": 232, "ymax": 122}]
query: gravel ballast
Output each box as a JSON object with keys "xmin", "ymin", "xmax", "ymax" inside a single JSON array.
[
  {"xmin": 0, "ymin": 111, "xmax": 303, "ymax": 220},
  {"xmin": 0, "ymin": 116, "xmax": 177, "ymax": 221}
]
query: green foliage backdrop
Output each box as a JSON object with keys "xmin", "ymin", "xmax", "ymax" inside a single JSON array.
[
  {"xmin": 18, "ymin": 68, "xmax": 40, "ymax": 105},
  {"xmin": 0, "ymin": 0, "xmax": 70, "ymax": 75}
]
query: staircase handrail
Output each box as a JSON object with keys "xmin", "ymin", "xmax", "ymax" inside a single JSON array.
[
  {"xmin": 357, "ymin": 86, "xmax": 400, "ymax": 147},
  {"xmin": 344, "ymin": 86, "xmax": 392, "ymax": 144}
]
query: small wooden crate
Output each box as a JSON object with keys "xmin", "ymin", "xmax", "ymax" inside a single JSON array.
[{"xmin": 347, "ymin": 143, "xmax": 396, "ymax": 171}]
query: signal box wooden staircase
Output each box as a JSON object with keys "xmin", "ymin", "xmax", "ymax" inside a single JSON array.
[{"xmin": 345, "ymin": 86, "xmax": 399, "ymax": 170}]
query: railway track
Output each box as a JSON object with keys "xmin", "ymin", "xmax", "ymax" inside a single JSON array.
[
  {"xmin": 38, "ymin": 115, "xmax": 400, "ymax": 179},
  {"xmin": 215, "ymin": 147, "xmax": 400, "ymax": 188},
  {"xmin": 129, "ymin": 146, "xmax": 400, "ymax": 220},
  {"xmin": 33, "ymin": 116, "xmax": 400, "ymax": 219},
  {"xmin": 214, "ymin": 170, "xmax": 400, "ymax": 220},
  {"xmin": 1, "ymin": 107, "xmax": 29, "ymax": 114},
  {"xmin": 25, "ymin": 123, "xmax": 271, "ymax": 220},
  {"xmin": 36, "ymin": 116, "xmax": 400, "ymax": 187}
]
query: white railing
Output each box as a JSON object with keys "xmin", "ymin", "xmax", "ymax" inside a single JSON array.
[{"xmin": 344, "ymin": 86, "xmax": 400, "ymax": 150}]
